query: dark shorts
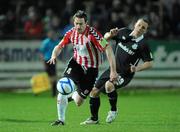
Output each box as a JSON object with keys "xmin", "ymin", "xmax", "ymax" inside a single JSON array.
[
  {"xmin": 63, "ymin": 58, "xmax": 98, "ymax": 99},
  {"xmin": 95, "ymin": 69, "xmax": 133, "ymax": 93},
  {"xmin": 44, "ymin": 61, "xmax": 56, "ymax": 76}
]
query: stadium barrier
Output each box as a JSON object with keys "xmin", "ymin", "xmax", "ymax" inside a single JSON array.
[{"xmin": 0, "ymin": 40, "xmax": 179, "ymax": 89}]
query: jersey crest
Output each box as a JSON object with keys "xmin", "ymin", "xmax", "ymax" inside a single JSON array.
[{"xmin": 132, "ymin": 43, "xmax": 138, "ymax": 50}]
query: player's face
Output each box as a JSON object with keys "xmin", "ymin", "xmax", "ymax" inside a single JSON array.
[
  {"xmin": 134, "ymin": 19, "xmax": 148, "ymax": 37},
  {"xmin": 74, "ymin": 17, "xmax": 87, "ymax": 33}
]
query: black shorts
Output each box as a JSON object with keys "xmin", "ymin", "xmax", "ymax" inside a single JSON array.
[
  {"xmin": 95, "ymin": 69, "xmax": 133, "ymax": 93},
  {"xmin": 44, "ymin": 61, "xmax": 56, "ymax": 76},
  {"xmin": 63, "ymin": 58, "xmax": 98, "ymax": 99}
]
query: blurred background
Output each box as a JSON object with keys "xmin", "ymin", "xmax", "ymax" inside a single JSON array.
[{"xmin": 0, "ymin": 0, "xmax": 180, "ymax": 91}]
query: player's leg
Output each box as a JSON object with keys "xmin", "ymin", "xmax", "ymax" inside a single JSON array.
[
  {"xmin": 71, "ymin": 64, "xmax": 98, "ymax": 107},
  {"xmin": 105, "ymin": 80, "xmax": 118, "ymax": 123},
  {"xmin": 105, "ymin": 75, "xmax": 132, "ymax": 123},
  {"xmin": 51, "ymin": 93, "xmax": 67, "ymax": 126},
  {"xmin": 72, "ymin": 91, "xmax": 84, "ymax": 106},
  {"xmin": 80, "ymin": 87, "xmax": 101, "ymax": 125},
  {"xmin": 51, "ymin": 58, "xmax": 80, "ymax": 126},
  {"xmin": 62, "ymin": 58, "xmax": 83, "ymax": 106},
  {"xmin": 80, "ymin": 69, "xmax": 110, "ymax": 125},
  {"xmin": 90, "ymin": 87, "xmax": 101, "ymax": 121},
  {"xmin": 52, "ymin": 78, "xmax": 80, "ymax": 126}
]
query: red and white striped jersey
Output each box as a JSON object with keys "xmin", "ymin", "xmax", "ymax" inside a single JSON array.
[{"xmin": 57, "ymin": 25, "xmax": 109, "ymax": 68}]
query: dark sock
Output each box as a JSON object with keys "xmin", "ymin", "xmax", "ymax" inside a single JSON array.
[
  {"xmin": 107, "ymin": 90, "xmax": 117, "ymax": 111},
  {"xmin": 89, "ymin": 97, "xmax": 100, "ymax": 121}
]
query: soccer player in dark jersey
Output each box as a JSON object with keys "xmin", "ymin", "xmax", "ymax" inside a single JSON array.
[
  {"xmin": 81, "ymin": 18, "xmax": 153, "ymax": 125},
  {"xmin": 48, "ymin": 10, "xmax": 118, "ymax": 126}
]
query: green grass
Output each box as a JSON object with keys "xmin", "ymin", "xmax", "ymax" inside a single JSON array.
[{"xmin": 0, "ymin": 89, "xmax": 180, "ymax": 132}]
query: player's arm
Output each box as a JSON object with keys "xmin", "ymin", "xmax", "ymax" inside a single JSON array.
[
  {"xmin": 105, "ymin": 44, "xmax": 118, "ymax": 81},
  {"xmin": 104, "ymin": 28, "xmax": 119, "ymax": 41},
  {"xmin": 104, "ymin": 28, "xmax": 119, "ymax": 81},
  {"xmin": 47, "ymin": 32, "xmax": 71, "ymax": 64},
  {"xmin": 47, "ymin": 45, "xmax": 62, "ymax": 65},
  {"xmin": 90, "ymin": 27, "xmax": 118, "ymax": 80},
  {"xmin": 131, "ymin": 61, "xmax": 153, "ymax": 72},
  {"xmin": 131, "ymin": 41, "xmax": 154, "ymax": 72}
]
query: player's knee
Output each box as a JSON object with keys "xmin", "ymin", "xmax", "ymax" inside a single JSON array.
[
  {"xmin": 75, "ymin": 99, "xmax": 83, "ymax": 106},
  {"xmin": 105, "ymin": 81, "xmax": 115, "ymax": 93},
  {"xmin": 72, "ymin": 92, "xmax": 84, "ymax": 106},
  {"xmin": 90, "ymin": 87, "xmax": 100, "ymax": 98}
]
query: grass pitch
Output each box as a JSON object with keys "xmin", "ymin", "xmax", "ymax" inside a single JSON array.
[{"xmin": 0, "ymin": 89, "xmax": 180, "ymax": 132}]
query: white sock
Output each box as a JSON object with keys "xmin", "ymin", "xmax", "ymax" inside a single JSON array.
[{"xmin": 57, "ymin": 93, "xmax": 68, "ymax": 122}]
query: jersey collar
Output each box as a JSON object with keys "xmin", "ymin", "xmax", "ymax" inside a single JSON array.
[{"xmin": 131, "ymin": 35, "xmax": 144, "ymax": 42}]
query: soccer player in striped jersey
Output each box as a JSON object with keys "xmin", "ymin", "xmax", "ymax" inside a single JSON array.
[
  {"xmin": 48, "ymin": 10, "xmax": 118, "ymax": 126},
  {"xmin": 81, "ymin": 18, "xmax": 154, "ymax": 125}
]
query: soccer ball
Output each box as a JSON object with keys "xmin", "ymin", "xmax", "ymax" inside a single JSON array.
[{"xmin": 57, "ymin": 77, "xmax": 76, "ymax": 95}]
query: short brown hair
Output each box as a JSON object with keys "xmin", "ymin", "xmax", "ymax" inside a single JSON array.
[{"xmin": 73, "ymin": 10, "xmax": 88, "ymax": 22}]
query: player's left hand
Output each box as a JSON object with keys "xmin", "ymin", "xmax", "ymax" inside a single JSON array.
[{"xmin": 130, "ymin": 65, "xmax": 136, "ymax": 73}]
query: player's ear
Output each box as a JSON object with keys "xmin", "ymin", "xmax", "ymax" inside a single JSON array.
[{"xmin": 144, "ymin": 25, "xmax": 149, "ymax": 34}]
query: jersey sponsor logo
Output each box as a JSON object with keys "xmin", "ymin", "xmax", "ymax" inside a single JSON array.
[{"xmin": 118, "ymin": 42, "xmax": 135, "ymax": 55}]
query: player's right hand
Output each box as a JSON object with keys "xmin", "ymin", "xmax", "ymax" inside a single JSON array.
[
  {"xmin": 104, "ymin": 28, "xmax": 120, "ymax": 40},
  {"xmin": 47, "ymin": 57, "xmax": 56, "ymax": 65},
  {"xmin": 110, "ymin": 71, "xmax": 119, "ymax": 82}
]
